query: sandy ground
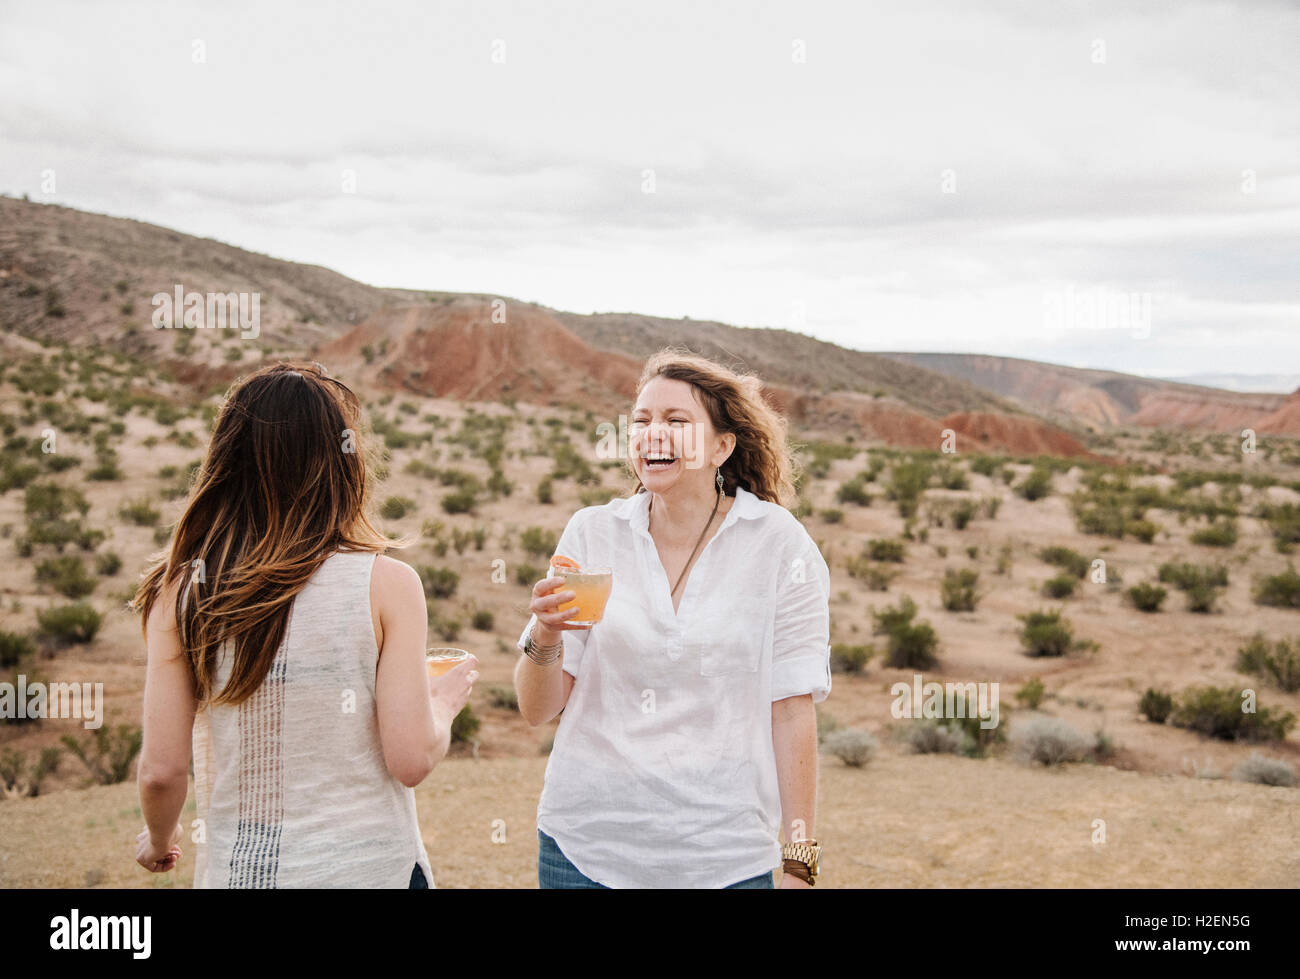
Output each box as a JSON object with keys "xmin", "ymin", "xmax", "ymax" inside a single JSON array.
[{"xmin": 1, "ymin": 752, "xmax": 1296, "ymax": 888}]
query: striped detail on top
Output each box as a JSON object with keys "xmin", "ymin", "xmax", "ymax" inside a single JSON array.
[{"xmin": 228, "ymin": 651, "xmax": 287, "ymax": 888}]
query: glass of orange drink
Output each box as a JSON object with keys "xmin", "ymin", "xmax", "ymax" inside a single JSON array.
[
  {"xmin": 426, "ymin": 647, "xmax": 470, "ymax": 678},
  {"xmin": 549, "ymin": 555, "xmax": 613, "ymax": 627}
]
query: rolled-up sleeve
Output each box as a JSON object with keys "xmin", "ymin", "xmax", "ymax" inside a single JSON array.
[
  {"xmin": 515, "ymin": 510, "xmax": 592, "ymax": 679},
  {"xmin": 770, "ymin": 526, "xmax": 832, "ymax": 703}
]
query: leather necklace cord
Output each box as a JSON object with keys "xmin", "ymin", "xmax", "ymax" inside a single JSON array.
[{"xmin": 651, "ymin": 484, "xmax": 722, "ymax": 600}]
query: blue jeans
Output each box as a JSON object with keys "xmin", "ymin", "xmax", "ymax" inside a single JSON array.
[{"xmin": 537, "ymin": 829, "xmax": 773, "ymax": 889}]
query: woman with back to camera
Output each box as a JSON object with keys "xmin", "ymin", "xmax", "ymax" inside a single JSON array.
[
  {"xmin": 131, "ymin": 362, "xmax": 477, "ymax": 888},
  {"xmin": 514, "ymin": 349, "xmax": 831, "ymax": 889}
]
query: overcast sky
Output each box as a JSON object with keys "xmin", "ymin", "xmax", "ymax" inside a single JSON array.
[{"xmin": 2, "ymin": 0, "xmax": 1297, "ymax": 381}]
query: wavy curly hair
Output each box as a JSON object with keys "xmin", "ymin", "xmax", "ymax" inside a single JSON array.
[{"xmin": 626, "ymin": 347, "xmax": 800, "ymax": 509}]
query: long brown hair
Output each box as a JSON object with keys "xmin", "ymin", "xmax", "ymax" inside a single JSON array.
[
  {"xmin": 627, "ymin": 347, "xmax": 800, "ymax": 508},
  {"xmin": 132, "ymin": 362, "xmax": 394, "ymax": 708}
]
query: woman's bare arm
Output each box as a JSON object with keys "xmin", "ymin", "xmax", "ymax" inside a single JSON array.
[
  {"xmin": 137, "ymin": 578, "xmax": 196, "ymax": 858},
  {"xmin": 772, "ymin": 693, "xmax": 818, "ymax": 887},
  {"xmin": 514, "ymin": 574, "xmax": 584, "ymax": 726}
]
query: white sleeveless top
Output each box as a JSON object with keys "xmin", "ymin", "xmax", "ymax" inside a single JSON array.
[{"xmin": 191, "ymin": 550, "xmax": 433, "ymax": 888}]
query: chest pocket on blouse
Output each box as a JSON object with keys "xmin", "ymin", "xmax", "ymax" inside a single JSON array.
[{"xmin": 697, "ymin": 597, "xmax": 768, "ymax": 677}]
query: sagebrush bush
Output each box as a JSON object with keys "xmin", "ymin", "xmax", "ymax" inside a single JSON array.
[
  {"xmin": 903, "ymin": 719, "xmax": 972, "ymax": 756},
  {"xmin": 520, "ymin": 526, "xmax": 558, "ymax": 558},
  {"xmin": 450, "ymin": 705, "xmax": 480, "ymax": 743},
  {"xmin": 0, "ymin": 631, "xmax": 36, "ymax": 668},
  {"xmin": 1015, "ymin": 677, "xmax": 1045, "ymax": 709},
  {"xmin": 940, "ymin": 568, "xmax": 979, "ymax": 611},
  {"xmin": 1016, "ymin": 467, "xmax": 1053, "ymax": 501},
  {"xmin": 1042, "ymin": 574, "xmax": 1077, "ymax": 599},
  {"xmin": 821, "ymin": 729, "xmax": 877, "ymax": 767},
  {"xmin": 866, "ymin": 538, "xmax": 906, "ymax": 563},
  {"xmin": 1232, "ymin": 752, "xmax": 1296, "ymax": 788},
  {"xmin": 1126, "ymin": 583, "xmax": 1167, "ymax": 613},
  {"xmin": 1039, "ymin": 546, "xmax": 1089, "ymax": 579},
  {"xmin": 1191, "ymin": 519, "xmax": 1237, "ymax": 548},
  {"xmin": 1138, "ymin": 688, "xmax": 1173, "ymax": 723},
  {"xmin": 829, "ymin": 643, "xmax": 873, "ymax": 674},
  {"xmin": 380, "ymin": 496, "xmax": 416, "ymax": 519},
  {"xmin": 35, "ymin": 555, "xmax": 96, "ymax": 598},
  {"xmin": 37, "ymin": 602, "xmax": 101, "ymax": 645},
  {"xmin": 1253, "ymin": 566, "xmax": 1300, "ymax": 608},
  {"xmin": 60, "ymin": 724, "xmax": 141, "ymax": 784},
  {"xmin": 1012, "ymin": 715, "xmax": 1091, "ymax": 765},
  {"xmin": 118, "ymin": 499, "xmax": 160, "ymax": 526},
  {"xmin": 1170, "ymin": 686, "xmax": 1296, "ymax": 742},
  {"xmin": 418, "ymin": 565, "xmax": 459, "ymax": 599},
  {"xmin": 1235, "ymin": 634, "xmax": 1300, "ymax": 693},
  {"xmin": 486, "ymin": 685, "xmax": 518, "ymax": 710},
  {"xmin": 471, "ymin": 609, "xmax": 495, "ymax": 631},
  {"xmin": 1017, "ymin": 609, "xmax": 1073, "ymax": 657}
]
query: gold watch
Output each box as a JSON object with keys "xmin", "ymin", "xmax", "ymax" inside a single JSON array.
[{"xmin": 781, "ymin": 839, "xmax": 821, "ymax": 884}]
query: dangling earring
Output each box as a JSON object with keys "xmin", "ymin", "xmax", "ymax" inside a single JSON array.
[{"xmin": 715, "ymin": 468, "xmax": 724, "ymax": 494}]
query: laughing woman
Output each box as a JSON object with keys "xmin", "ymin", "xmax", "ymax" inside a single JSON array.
[
  {"xmin": 514, "ymin": 349, "xmax": 831, "ymax": 888},
  {"xmin": 131, "ymin": 363, "xmax": 477, "ymax": 887}
]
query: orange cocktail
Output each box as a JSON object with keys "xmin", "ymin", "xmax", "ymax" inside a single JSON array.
[
  {"xmin": 426, "ymin": 647, "xmax": 470, "ymax": 678},
  {"xmin": 550, "ymin": 556, "xmax": 612, "ymax": 627}
]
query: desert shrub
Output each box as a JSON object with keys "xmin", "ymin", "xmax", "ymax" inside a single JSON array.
[
  {"xmin": 486, "ymin": 685, "xmax": 518, "ymax": 710},
  {"xmin": 536, "ymin": 477, "xmax": 554, "ymax": 504},
  {"xmin": 819, "ymin": 508, "xmax": 844, "ymax": 524},
  {"xmin": 1170, "ymin": 686, "xmax": 1296, "ymax": 742},
  {"xmin": 1012, "ymin": 715, "xmax": 1090, "ymax": 765},
  {"xmin": 515, "ymin": 563, "xmax": 541, "ymax": 587},
  {"xmin": 380, "ymin": 496, "xmax": 416, "ymax": 519},
  {"xmin": 1139, "ymin": 688, "xmax": 1174, "ymax": 723},
  {"xmin": 35, "ymin": 555, "xmax": 96, "ymax": 598},
  {"xmin": 95, "ymin": 551, "xmax": 122, "ymax": 576},
  {"xmin": 836, "ymin": 478, "xmax": 872, "ymax": 506},
  {"xmin": 829, "ymin": 643, "xmax": 874, "ymax": 674},
  {"xmin": 1039, "ymin": 546, "xmax": 1089, "ymax": 579},
  {"xmin": 940, "ymin": 568, "xmax": 980, "ymax": 611},
  {"xmin": 1191, "ymin": 520, "xmax": 1237, "ymax": 548},
  {"xmin": 450, "ymin": 705, "xmax": 480, "ymax": 743},
  {"xmin": 866, "ymin": 538, "xmax": 906, "ymax": 563},
  {"xmin": 1126, "ymin": 583, "xmax": 1167, "ymax": 613},
  {"xmin": 1257, "ymin": 502, "xmax": 1300, "ymax": 554},
  {"xmin": 520, "ymin": 526, "xmax": 559, "ymax": 558},
  {"xmin": 0, "ymin": 631, "xmax": 36, "ymax": 668},
  {"xmin": 821, "ymin": 729, "xmax": 876, "ymax": 767},
  {"xmin": 872, "ymin": 595, "xmax": 918, "ymax": 636},
  {"xmin": 1017, "ymin": 609, "xmax": 1073, "ymax": 657},
  {"xmin": 60, "ymin": 724, "xmax": 142, "ymax": 784},
  {"xmin": 886, "ymin": 460, "xmax": 931, "ymax": 517},
  {"xmin": 884, "ymin": 621, "xmax": 939, "ymax": 670},
  {"xmin": 36, "ymin": 602, "xmax": 101, "ymax": 644},
  {"xmin": 1016, "ymin": 467, "xmax": 1053, "ymax": 501},
  {"xmin": 1235, "ymin": 634, "xmax": 1300, "ymax": 693},
  {"xmin": 950, "ymin": 500, "xmax": 977, "ymax": 530},
  {"xmin": 471, "ymin": 609, "xmax": 495, "ymax": 631},
  {"xmin": 935, "ymin": 463, "xmax": 969, "ymax": 491},
  {"xmin": 0, "ymin": 746, "xmax": 62, "ymax": 798},
  {"xmin": 1232, "ymin": 752, "xmax": 1296, "ymax": 788},
  {"xmin": 417, "ymin": 565, "xmax": 459, "ymax": 599},
  {"xmin": 1015, "ymin": 677, "xmax": 1045, "ymax": 709},
  {"xmin": 1126, "ymin": 519, "xmax": 1159, "ymax": 544},
  {"xmin": 1253, "ymin": 566, "xmax": 1300, "ymax": 608},
  {"xmin": 1042, "ymin": 574, "xmax": 1077, "ymax": 599},
  {"xmin": 118, "ymin": 499, "xmax": 160, "ymax": 526},
  {"xmin": 870, "ymin": 595, "xmax": 939, "ymax": 668},
  {"xmin": 903, "ymin": 719, "xmax": 973, "ymax": 756},
  {"xmin": 441, "ymin": 488, "xmax": 477, "ymax": 514}
]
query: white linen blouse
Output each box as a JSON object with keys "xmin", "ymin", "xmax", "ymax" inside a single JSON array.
[{"xmin": 516, "ymin": 484, "xmax": 832, "ymax": 888}]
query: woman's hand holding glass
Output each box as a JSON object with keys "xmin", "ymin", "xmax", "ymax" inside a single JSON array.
[{"xmin": 530, "ymin": 574, "xmax": 592, "ymax": 644}]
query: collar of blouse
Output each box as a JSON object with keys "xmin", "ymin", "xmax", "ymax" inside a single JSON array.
[{"xmin": 618, "ymin": 483, "xmax": 766, "ymax": 542}]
